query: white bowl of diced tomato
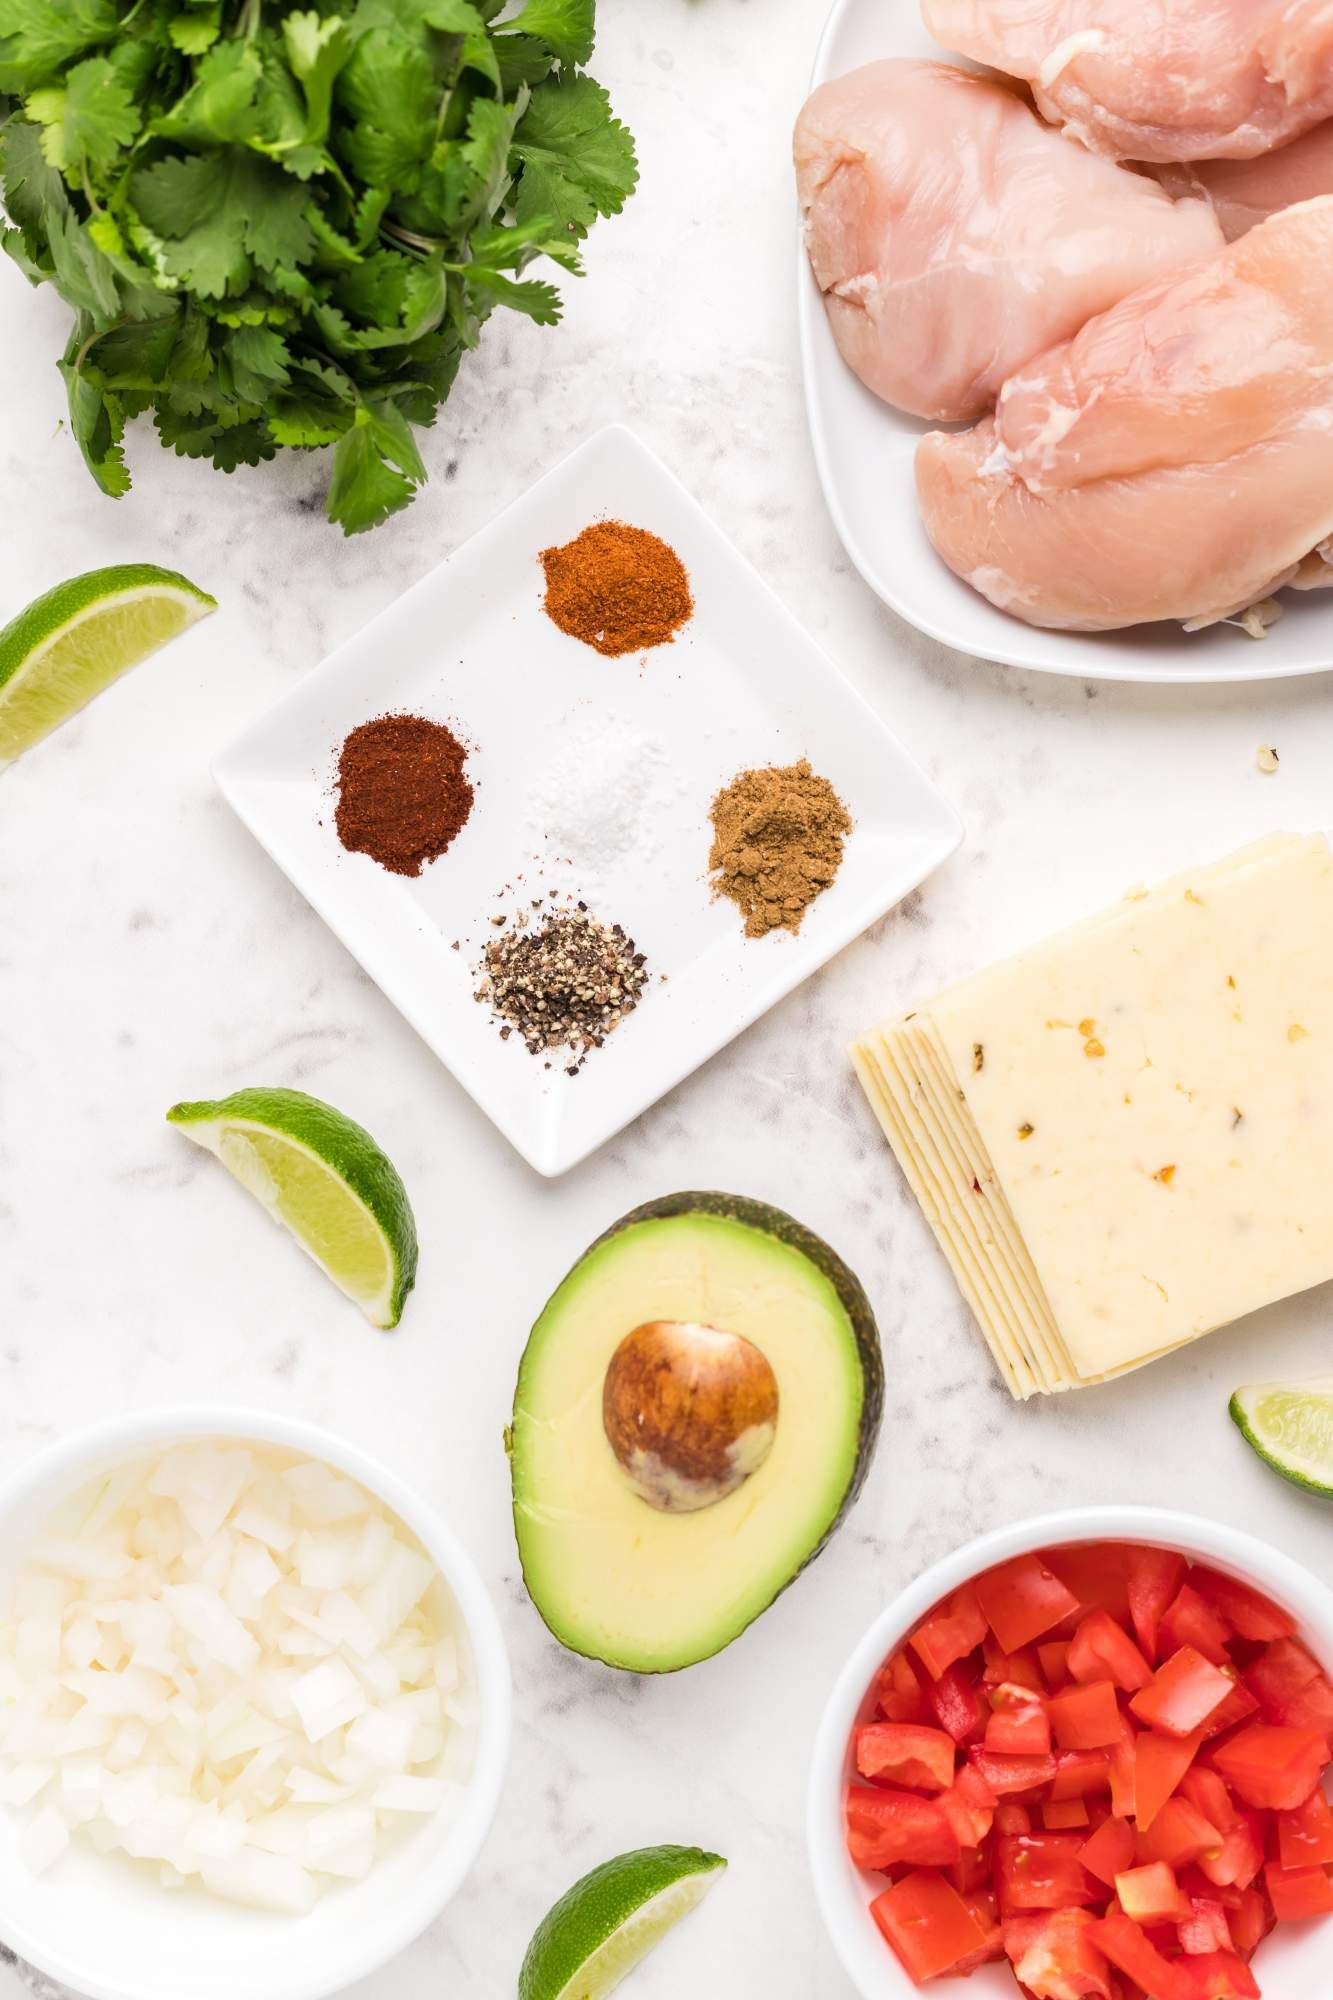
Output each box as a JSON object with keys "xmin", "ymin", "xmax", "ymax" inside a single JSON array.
[{"xmin": 808, "ymin": 1508, "xmax": 1333, "ymax": 2000}]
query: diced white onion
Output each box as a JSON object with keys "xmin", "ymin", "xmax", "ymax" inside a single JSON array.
[{"xmin": 0, "ymin": 1445, "xmax": 472, "ymax": 1916}]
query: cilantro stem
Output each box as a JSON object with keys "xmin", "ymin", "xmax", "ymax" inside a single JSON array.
[
  {"xmin": 382, "ymin": 223, "xmax": 446, "ymax": 256},
  {"xmin": 239, "ymin": 0, "xmax": 263, "ymax": 40}
]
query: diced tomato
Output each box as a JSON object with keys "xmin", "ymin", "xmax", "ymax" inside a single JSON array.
[
  {"xmin": 1228, "ymin": 1885, "xmax": 1272, "ymax": 1957},
  {"xmin": 1192, "ymin": 1568, "xmax": 1297, "ymax": 1645},
  {"xmin": 1045, "ymin": 1545, "xmax": 1132, "ymax": 1624},
  {"xmin": 1051, "ymin": 1751, "xmax": 1114, "ymax": 1801},
  {"xmin": 950, "ymin": 1846, "xmax": 989, "ymax": 1899},
  {"xmin": 1135, "ymin": 1729, "xmax": 1207, "ymax": 1832},
  {"xmin": 1278, "ymin": 1783, "xmax": 1333, "ymax": 1868},
  {"xmin": 1179, "ymin": 1768, "xmax": 1240, "ymax": 1836},
  {"xmin": 1176, "ymin": 1950, "xmax": 1261, "ymax": 1998},
  {"xmin": 845, "ymin": 1785, "xmax": 961, "ymax": 1871},
  {"xmin": 1160, "ymin": 1586, "xmax": 1233, "ymax": 1667},
  {"xmin": 910, "ymin": 1583, "xmax": 988, "ymax": 1681},
  {"xmin": 855, "ymin": 1722, "xmax": 957, "ymax": 1793},
  {"xmin": 876, "ymin": 1649, "xmax": 930, "ymax": 1725},
  {"xmin": 1244, "ymin": 1638, "xmax": 1333, "ymax": 1735},
  {"xmin": 1264, "ymin": 1859, "xmax": 1333, "ymax": 1920},
  {"xmin": 996, "ymin": 1832, "xmax": 1098, "ymax": 1915},
  {"xmin": 988, "ymin": 1682, "xmax": 1054, "ymax": 1757},
  {"xmin": 1116, "ymin": 1862, "xmax": 1190, "ymax": 1925},
  {"xmin": 1211, "ymin": 1723, "xmax": 1330, "ymax": 1812},
  {"xmin": 871, "ymin": 1869, "xmax": 991, "ymax": 1981},
  {"xmin": 1045, "ymin": 1798, "xmax": 1092, "ymax": 1830},
  {"xmin": 1041, "ymin": 1641, "xmax": 1074, "ymax": 1690},
  {"xmin": 1070, "ymin": 1611, "xmax": 1155, "ymax": 1693},
  {"xmin": 969, "ymin": 1744, "xmax": 1060, "ymax": 1796},
  {"xmin": 853, "ymin": 1546, "xmax": 1333, "ymax": 1997},
  {"xmin": 956, "ymin": 1886, "xmax": 1005, "ymax": 1971},
  {"xmin": 978, "ymin": 1555, "xmax": 1083, "ymax": 1654},
  {"xmin": 1198, "ymin": 1678, "xmax": 1259, "ymax": 1742},
  {"xmin": 1196, "ymin": 1810, "xmax": 1264, "ymax": 1893},
  {"xmin": 1177, "ymin": 1897, "xmax": 1233, "ymax": 1956},
  {"xmin": 1109, "ymin": 1735, "xmax": 1138, "ymax": 1819},
  {"xmin": 1080, "ymin": 1815, "xmax": 1137, "ymax": 1888},
  {"xmin": 1131, "ymin": 1649, "xmax": 1236, "ymax": 1739},
  {"xmin": 1050, "ymin": 1682, "xmax": 1126, "ymax": 1752},
  {"xmin": 939, "ymin": 1775, "xmax": 995, "ymax": 1851},
  {"xmin": 1138, "ymin": 1795, "xmax": 1223, "ymax": 1872},
  {"xmin": 1004, "ymin": 1906, "xmax": 1115, "ymax": 1999},
  {"xmin": 983, "ymin": 1632, "xmax": 1047, "ymax": 1693},
  {"xmin": 1089, "ymin": 1907, "xmax": 1195, "ymax": 2000},
  {"xmin": 927, "ymin": 1659, "xmax": 986, "ymax": 1745},
  {"xmin": 1128, "ymin": 1549, "xmax": 1186, "ymax": 1665}
]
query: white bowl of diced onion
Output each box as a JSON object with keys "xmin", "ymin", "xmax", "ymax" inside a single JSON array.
[{"xmin": 0, "ymin": 1408, "xmax": 510, "ymax": 2000}]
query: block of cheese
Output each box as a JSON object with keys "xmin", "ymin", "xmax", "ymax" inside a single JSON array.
[{"xmin": 851, "ymin": 834, "xmax": 1333, "ymax": 1397}]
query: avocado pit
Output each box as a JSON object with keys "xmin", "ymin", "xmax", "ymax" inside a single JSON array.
[{"xmin": 602, "ymin": 1319, "xmax": 779, "ymax": 1513}]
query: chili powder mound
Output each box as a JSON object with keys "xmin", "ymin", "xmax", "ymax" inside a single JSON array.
[
  {"xmin": 539, "ymin": 520, "xmax": 693, "ymax": 657},
  {"xmin": 335, "ymin": 714, "xmax": 473, "ymax": 877}
]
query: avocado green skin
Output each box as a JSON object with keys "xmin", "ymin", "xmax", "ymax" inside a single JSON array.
[
  {"xmin": 509, "ymin": 1190, "xmax": 885, "ymax": 1673},
  {"xmin": 166, "ymin": 1086, "xmax": 418, "ymax": 1325},
  {"xmin": 518, "ymin": 1846, "xmax": 726, "ymax": 2000},
  {"xmin": 0, "ymin": 564, "xmax": 216, "ymax": 692}
]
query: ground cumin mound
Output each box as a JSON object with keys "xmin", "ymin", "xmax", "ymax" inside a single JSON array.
[
  {"xmin": 708, "ymin": 758, "xmax": 852, "ymax": 938},
  {"xmin": 540, "ymin": 520, "xmax": 693, "ymax": 657}
]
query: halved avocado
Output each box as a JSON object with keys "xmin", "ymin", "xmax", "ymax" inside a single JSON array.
[{"xmin": 508, "ymin": 1192, "xmax": 884, "ymax": 1673}]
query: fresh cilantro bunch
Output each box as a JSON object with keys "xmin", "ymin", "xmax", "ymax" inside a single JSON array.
[{"xmin": 0, "ymin": 0, "xmax": 636, "ymax": 531}]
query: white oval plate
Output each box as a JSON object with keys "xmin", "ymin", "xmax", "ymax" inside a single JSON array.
[{"xmin": 799, "ymin": 0, "xmax": 1333, "ymax": 683}]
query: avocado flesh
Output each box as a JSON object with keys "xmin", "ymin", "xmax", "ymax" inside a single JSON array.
[{"xmin": 511, "ymin": 1204, "xmax": 876, "ymax": 1673}]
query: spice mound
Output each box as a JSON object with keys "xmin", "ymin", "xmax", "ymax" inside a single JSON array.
[
  {"xmin": 475, "ymin": 906, "xmax": 648, "ymax": 1071},
  {"xmin": 708, "ymin": 758, "xmax": 852, "ymax": 938},
  {"xmin": 335, "ymin": 714, "xmax": 473, "ymax": 877},
  {"xmin": 540, "ymin": 520, "xmax": 693, "ymax": 657}
]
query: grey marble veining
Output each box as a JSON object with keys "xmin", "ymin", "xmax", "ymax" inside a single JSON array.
[{"xmin": 2, "ymin": 2, "xmax": 1332, "ymax": 1996}]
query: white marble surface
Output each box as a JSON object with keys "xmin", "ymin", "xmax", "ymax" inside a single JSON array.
[{"xmin": 2, "ymin": 3, "xmax": 1332, "ymax": 1996}]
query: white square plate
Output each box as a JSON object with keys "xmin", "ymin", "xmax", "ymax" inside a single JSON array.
[
  {"xmin": 801, "ymin": 0, "xmax": 1333, "ymax": 684},
  {"xmin": 215, "ymin": 425, "xmax": 962, "ymax": 1175}
]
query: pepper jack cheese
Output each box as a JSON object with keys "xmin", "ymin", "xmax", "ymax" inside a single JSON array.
[{"xmin": 851, "ymin": 834, "xmax": 1333, "ymax": 1398}]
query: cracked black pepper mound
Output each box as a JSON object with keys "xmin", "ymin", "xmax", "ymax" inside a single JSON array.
[{"xmin": 473, "ymin": 906, "xmax": 649, "ymax": 1073}]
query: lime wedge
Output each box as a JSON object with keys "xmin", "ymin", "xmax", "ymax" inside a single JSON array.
[
  {"xmin": 1230, "ymin": 1376, "xmax": 1333, "ymax": 1498},
  {"xmin": 0, "ymin": 563, "xmax": 215, "ymax": 768},
  {"xmin": 166, "ymin": 1087, "xmax": 417, "ymax": 1329},
  {"xmin": 519, "ymin": 1846, "xmax": 725, "ymax": 2000}
]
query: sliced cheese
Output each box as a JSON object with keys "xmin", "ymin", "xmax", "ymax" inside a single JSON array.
[{"xmin": 852, "ymin": 834, "xmax": 1333, "ymax": 1396}]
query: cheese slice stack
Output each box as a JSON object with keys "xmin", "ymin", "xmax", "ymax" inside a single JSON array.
[{"xmin": 851, "ymin": 834, "xmax": 1333, "ymax": 1398}]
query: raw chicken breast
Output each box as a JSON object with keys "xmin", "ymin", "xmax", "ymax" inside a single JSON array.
[
  {"xmin": 1160, "ymin": 122, "xmax": 1333, "ymax": 238},
  {"xmin": 915, "ymin": 198, "xmax": 1333, "ymax": 632},
  {"xmin": 794, "ymin": 60, "xmax": 1223, "ymax": 421},
  {"xmin": 923, "ymin": 0, "xmax": 1333, "ymax": 161}
]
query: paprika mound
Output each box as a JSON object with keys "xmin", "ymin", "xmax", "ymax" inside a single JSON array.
[
  {"xmin": 539, "ymin": 520, "xmax": 693, "ymax": 657},
  {"xmin": 335, "ymin": 714, "xmax": 473, "ymax": 877}
]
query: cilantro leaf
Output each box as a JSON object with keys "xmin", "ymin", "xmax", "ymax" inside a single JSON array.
[
  {"xmin": 0, "ymin": 0, "xmax": 118, "ymax": 92},
  {"xmin": 30, "ymin": 55, "xmax": 140, "ymax": 181},
  {"xmin": 60, "ymin": 323, "xmax": 131, "ymax": 495},
  {"xmin": 512, "ymin": 74, "xmax": 636, "ymax": 232},
  {"xmin": 463, "ymin": 265, "xmax": 560, "ymax": 323},
  {"xmin": 0, "ymin": 0, "xmax": 635, "ymax": 529},
  {"xmin": 336, "ymin": 29, "xmax": 436, "ymax": 193},
  {"xmin": 327, "ymin": 398, "xmax": 427, "ymax": 534},
  {"xmin": 283, "ymin": 12, "xmax": 355, "ymax": 145},
  {"xmin": 130, "ymin": 151, "xmax": 314, "ymax": 298},
  {"xmin": 500, "ymin": 0, "xmax": 594, "ymax": 67}
]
